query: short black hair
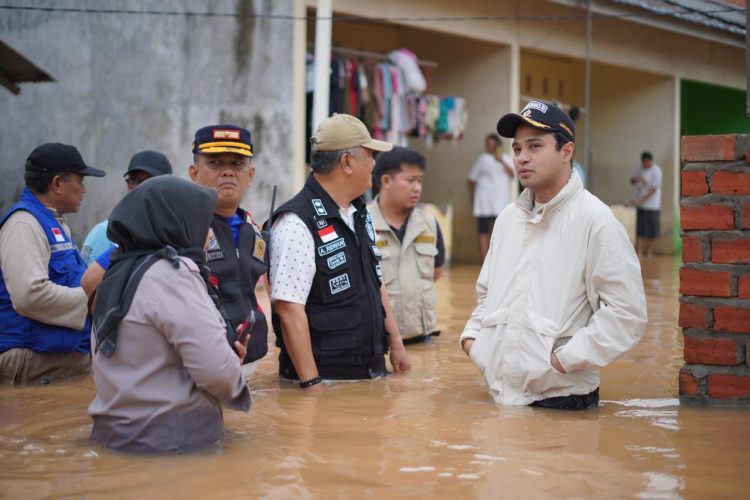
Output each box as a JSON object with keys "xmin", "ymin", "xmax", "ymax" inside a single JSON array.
[
  {"xmin": 372, "ymin": 147, "xmax": 426, "ymax": 190},
  {"xmin": 641, "ymin": 151, "xmax": 653, "ymax": 161},
  {"xmin": 553, "ymin": 132, "xmax": 573, "ymax": 151},
  {"xmin": 486, "ymin": 133, "xmax": 501, "ymax": 143},
  {"xmin": 24, "ymin": 161, "xmax": 71, "ymax": 194}
]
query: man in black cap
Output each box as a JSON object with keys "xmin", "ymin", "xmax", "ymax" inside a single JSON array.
[
  {"xmin": 0, "ymin": 143, "xmax": 105, "ymax": 384},
  {"xmin": 459, "ymin": 100, "xmax": 647, "ymax": 409},
  {"xmin": 188, "ymin": 124, "xmax": 269, "ymax": 374},
  {"xmin": 81, "ymin": 150, "xmax": 173, "ymax": 265}
]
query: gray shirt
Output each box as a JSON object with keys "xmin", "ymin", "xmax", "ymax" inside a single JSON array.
[{"xmin": 89, "ymin": 257, "xmax": 251, "ymax": 454}]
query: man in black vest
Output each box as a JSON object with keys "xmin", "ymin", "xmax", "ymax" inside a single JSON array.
[
  {"xmin": 188, "ymin": 125, "xmax": 269, "ymax": 375},
  {"xmin": 269, "ymin": 114, "xmax": 411, "ymax": 392}
]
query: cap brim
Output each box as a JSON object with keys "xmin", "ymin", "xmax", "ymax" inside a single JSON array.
[
  {"xmin": 79, "ymin": 166, "xmax": 106, "ymax": 177},
  {"xmin": 496, "ymin": 114, "xmax": 553, "ymax": 138},
  {"xmin": 361, "ymin": 139, "xmax": 393, "ymax": 152},
  {"xmin": 197, "ymin": 146, "xmax": 252, "ymax": 157}
]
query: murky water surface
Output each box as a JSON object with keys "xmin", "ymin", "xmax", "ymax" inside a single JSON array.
[{"xmin": 1, "ymin": 257, "xmax": 747, "ymax": 498}]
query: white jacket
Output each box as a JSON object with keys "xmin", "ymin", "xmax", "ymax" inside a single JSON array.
[{"xmin": 460, "ymin": 170, "xmax": 647, "ymax": 405}]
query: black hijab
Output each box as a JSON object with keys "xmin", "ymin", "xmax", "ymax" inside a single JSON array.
[{"xmin": 93, "ymin": 175, "xmax": 217, "ymax": 358}]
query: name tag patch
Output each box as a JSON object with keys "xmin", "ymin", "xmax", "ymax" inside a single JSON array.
[
  {"xmin": 207, "ymin": 250, "xmax": 224, "ymax": 261},
  {"xmin": 415, "ymin": 234, "xmax": 435, "ymax": 244},
  {"xmin": 51, "ymin": 227, "xmax": 66, "ymax": 243},
  {"xmin": 329, "ymin": 273, "xmax": 351, "ymax": 295},
  {"xmin": 318, "ymin": 238, "xmax": 346, "ymax": 256},
  {"xmin": 312, "ymin": 199, "xmax": 328, "ymax": 216},
  {"xmin": 317, "ymin": 225, "xmax": 338, "ymax": 243},
  {"xmin": 50, "ymin": 242, "xmax": 75, "ymax": 253},
  {"xmin": 327, "ymin": 252, "xmax": 346, "ymax": 270}
]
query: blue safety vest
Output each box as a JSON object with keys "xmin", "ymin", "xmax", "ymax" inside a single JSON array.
[{"xmin": 0, "ymin": 188, "xmax": 90, "ymax": 354}]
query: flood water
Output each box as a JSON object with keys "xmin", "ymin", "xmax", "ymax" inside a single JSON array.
[{"xmin": 1, "ymin": 256, "xmax": 748, "ymax": 498}]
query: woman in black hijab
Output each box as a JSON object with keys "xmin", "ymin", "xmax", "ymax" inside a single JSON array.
[{"xmin": 88, "ymin": 175, "xmax": 251, "ymax": 454}]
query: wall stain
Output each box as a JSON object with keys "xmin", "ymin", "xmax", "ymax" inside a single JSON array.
[{"xmin": 234, "ymin": 0, "xmax": 255, "ymax": 75}]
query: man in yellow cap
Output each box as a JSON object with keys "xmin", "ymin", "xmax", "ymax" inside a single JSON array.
[
  {"xmin": 269, "ymin": 114, "xmax": 411, "ymax": 391},
  {"xmin": 188, "ymin": 124, "xmax": 269, "ymax": 375}
]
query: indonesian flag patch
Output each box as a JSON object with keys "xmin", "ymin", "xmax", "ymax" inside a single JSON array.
[
  {"xmin": 51, "ymin": 227, "xmax": 65, "ymax": 242},
  {"xmin": 317, "ymin": 225, "xmax": 338, "ymax": 243}
]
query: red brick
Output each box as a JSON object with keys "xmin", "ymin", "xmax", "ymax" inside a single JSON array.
[
  {"xmin": 679, "ymin": 268, "xmax": 731, "ymax": 297},
  {"xmin": 681, "ymin": 236, "xmax": 703, "ymax": 262},
  {"xmin": 684, "ymin": 336, "xmax": 738, "ymax": 365},
  {"xmin": 681, "ymin": 135, "xmax": 736, "ymax": 162},
  {"xmin": 711, "ymin": 238, "xmax": 750, "ymax": 264},
  {"xmin": 714, "ymin": 307, "xmax": 750, "ymax": 333},
  {"xmin": 681, "ymin": 171, "xmax": 708, "ymax": 196},
  {"xmin": 712, "ymin": 172, "xmax": 750, "ymax": 195},
  {"xmin": 679, "ymin": 371, "xmax": 699, "ymax": 396},
  {"xmin": 708, "ymin": 374, "xmax": 750, "ymax": 399},
  {"xmin": 679, "ymin": 301, "xmax": 708, "ymax": 328},
  {"xmin": 739, "ymin": 276, "xmax": 750, "ymax": 299},
  {"xmin": 742, "ymin": 203, "xmax": 750, "ymax": 229},
  {"xmin": 680, "ymin": 205, "xmax": 734, "ymax": 231}
]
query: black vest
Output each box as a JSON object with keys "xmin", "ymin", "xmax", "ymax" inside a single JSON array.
[
  {"xmin": 206, "ymin": 210, "xmax": 268, "ymax": 363},
  {"xmin": 271, "ymin": 175, "xmax": 387, "ymax": 380}
]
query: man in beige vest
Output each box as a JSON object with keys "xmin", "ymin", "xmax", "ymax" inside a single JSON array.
[{"xmin": 368, "ymin": 147, "xmax": 445, "ymax": 343}]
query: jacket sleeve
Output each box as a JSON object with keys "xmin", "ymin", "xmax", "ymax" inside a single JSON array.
[
  {"xmin": 555, "ymin": 217, "xmax": 648, "ymax": 373},
  {"xmin": 147, "ymin": 261, "xmax": 251, "ymax": 412},
  {"xmin": 460, "ymin": 234, "xmax": 494, "ymax": 344},
  {"xmin": 0, "ymin": 212, "xmax": 88, "ymax": 330}
]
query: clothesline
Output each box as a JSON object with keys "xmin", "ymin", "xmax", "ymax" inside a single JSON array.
[{"xmin": 307, "ymin": 43, "xmax": 439, "ymax": 68}]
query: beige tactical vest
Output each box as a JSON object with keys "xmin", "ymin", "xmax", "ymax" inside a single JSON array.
[{"xmin": 368, "ymin": 197, "xmax": 438, "ymax": 340}]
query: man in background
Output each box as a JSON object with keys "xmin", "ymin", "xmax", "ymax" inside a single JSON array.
[
  {"xmin": 630, "ymin": 151, "xmax": 662, "ymax": 258},
  {"xmin": 467, "ymin": 134, "xmax": 513, "ymax": 261},
  {"xmin": 368, "ymin": 146, "xmax": 445, "ymax": 343}
]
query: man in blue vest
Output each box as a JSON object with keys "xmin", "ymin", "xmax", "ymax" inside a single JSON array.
[
  {"xmin": 188, "ymin": 124, "xmax": 269, "ymax": 376},
  {"xmin": 0, "ymin": 143, "xmax": 105, "ymax": 384}
]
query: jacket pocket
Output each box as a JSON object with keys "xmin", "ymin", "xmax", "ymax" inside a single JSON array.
[
  {"xmin": 310, "ymin": 308, "xmax": 362, "ymax": 352},
  {"xmin": 414, "ymin": 243, "xmax": 437, "ymax": 279}
]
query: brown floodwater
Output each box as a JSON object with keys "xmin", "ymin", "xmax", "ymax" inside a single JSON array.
[{"xmin": 1, "ymin": 257, "xmax": 748, "ymax": 498}]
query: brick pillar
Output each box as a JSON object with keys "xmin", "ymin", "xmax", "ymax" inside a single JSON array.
[{"xmin": 679, "ymin": 134, "xmax": 750, "ymax": 404}]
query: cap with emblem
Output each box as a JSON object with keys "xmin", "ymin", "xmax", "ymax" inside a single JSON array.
[
  {"xmin": 192, "ymin": 124, "xmax": 253, "ymax": 157},
  {"xmin": 124, "ymin": 150, "xmax": 173, "ymax": 178},
  {"xmin": 496, "ymin": 100, "xmax": 575, "ymax": 143},
  {"xmin": 312, "ymin": 114, "xmax": 393, "ymax": 152},
  {"xmin": 26, "ymin": 143, "xmax": 106, "ymax": 177}
]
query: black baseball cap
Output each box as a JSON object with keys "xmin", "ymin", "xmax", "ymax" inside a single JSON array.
[
  {"xmin": 192, "ymin": 124, "xmax": 253, "ymax": 157},
  {"xmin": 26, "ymin": 143, "xmax": 105, "ymax": 177},
  {"xmin": 124, "ymin": 150, "xmax": 173, "ymax": 178},
  {"xmin": 497, "ymin": 100, "xmax": 575, "ymax": 143}
]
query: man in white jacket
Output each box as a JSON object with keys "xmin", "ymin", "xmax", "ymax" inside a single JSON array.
[{"xmin": 460, "ymin": 100, "xmax": 647, "ymax": 409}]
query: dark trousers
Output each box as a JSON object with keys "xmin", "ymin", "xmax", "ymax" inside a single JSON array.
[{"xmin": 530, "ymin": 388, "xmax": 600, "ymax": 410}]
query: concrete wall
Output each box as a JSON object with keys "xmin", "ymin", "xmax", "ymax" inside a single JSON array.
[
  {"xmin": 0, "ymin": 0, "xmax": 297, "ymax": 242},
  {"xmin": 586, "ymin": 63, "xmax": 677, "ymax": 253}
]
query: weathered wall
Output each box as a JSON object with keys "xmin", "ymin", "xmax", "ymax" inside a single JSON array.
[
  {"xmin": 679, "ymin": 134, "xmax": 750, "ymax": 404},
  {"xmin": 0, "ymin": 0, "xmax": 296, "ymax": 242}
]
